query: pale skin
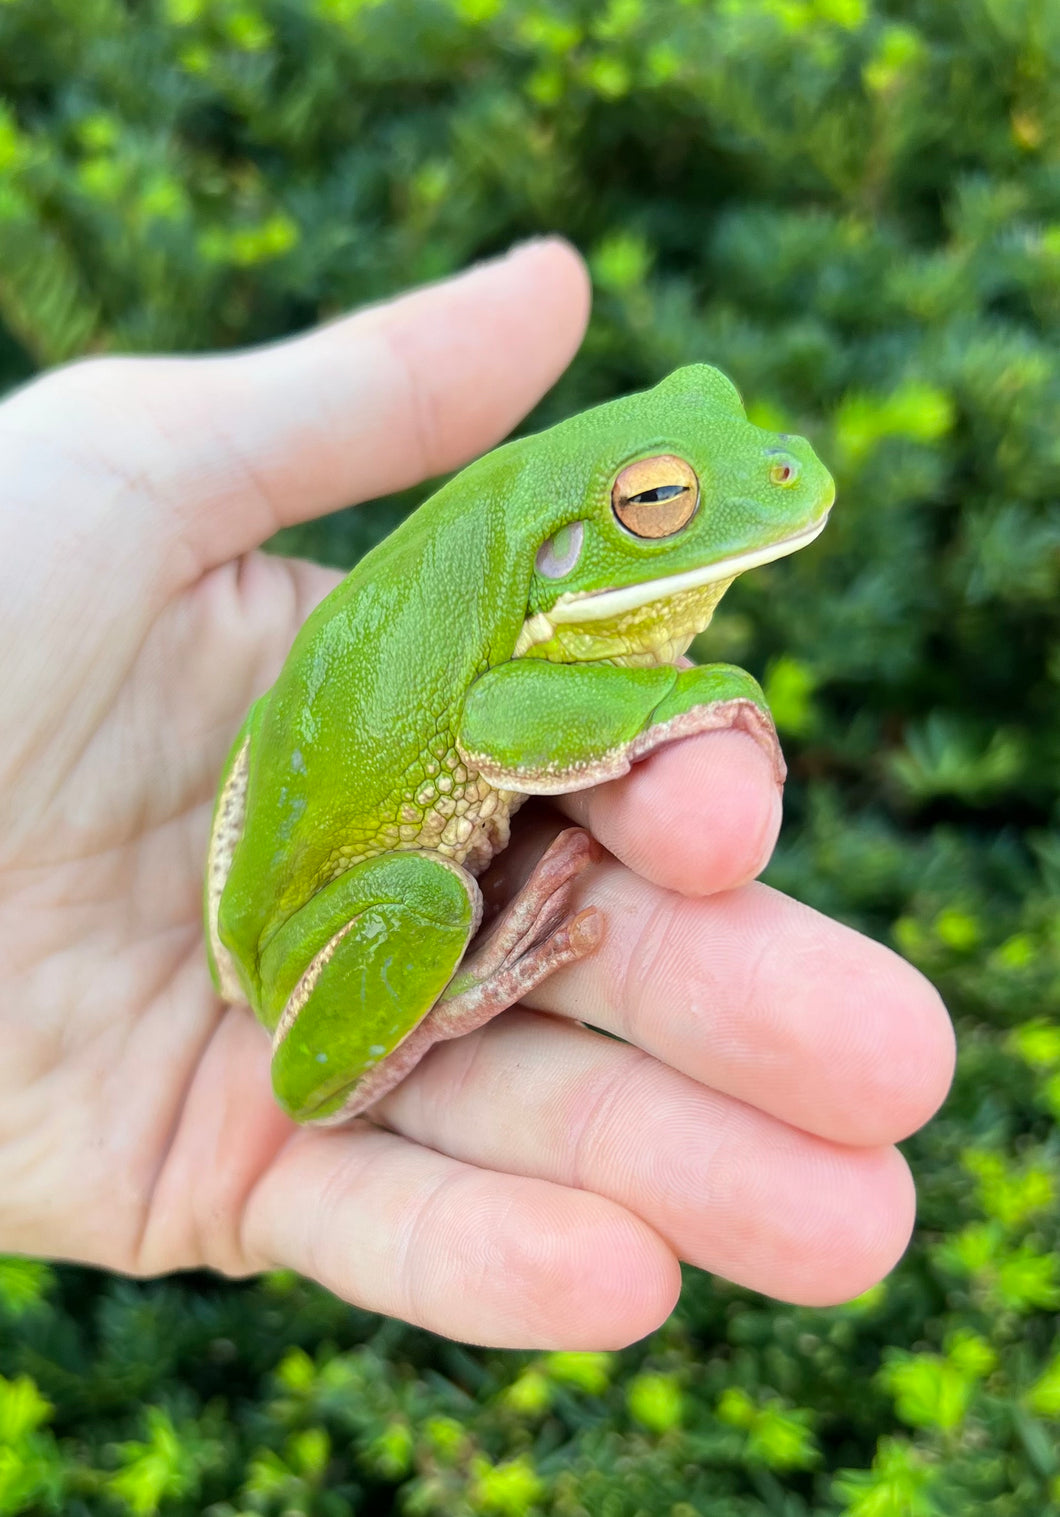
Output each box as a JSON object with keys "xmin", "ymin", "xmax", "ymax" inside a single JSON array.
[{"xmin": 0, "ymin": 238, "xmax": 955, "ymax": 1349}]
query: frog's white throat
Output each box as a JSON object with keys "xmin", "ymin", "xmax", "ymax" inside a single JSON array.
[{"xmin": 515, "ymin": 515, "xmax": 828, "ymax": 656}]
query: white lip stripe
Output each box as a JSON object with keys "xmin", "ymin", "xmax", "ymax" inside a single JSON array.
[{"xmin": 548, "ymin": 515, "xmax": 829, "ymax": 625}]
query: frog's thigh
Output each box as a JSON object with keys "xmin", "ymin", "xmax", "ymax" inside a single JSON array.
[
  {"xmin": 259, "ymin": 852, "xmax": 480, "ymax": 1123},
  {"xmin": 458, "ymin": 658, "xmax": 781, "ymax": 793}
]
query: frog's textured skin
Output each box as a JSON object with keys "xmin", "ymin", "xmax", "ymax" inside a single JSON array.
[{"xmin": 204, "ymin": 364, "xmax": 835, "ymax": 1124}]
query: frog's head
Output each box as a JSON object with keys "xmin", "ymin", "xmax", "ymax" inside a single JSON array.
[{"xmin": 514, "ymin": 364, "xmax": 834, "ymax": 664}]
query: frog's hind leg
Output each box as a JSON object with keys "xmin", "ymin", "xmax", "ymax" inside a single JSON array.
[
  {"xmin": 315, "ymin": 828, "xmax": 603, "ymax": 1125},
  {"xmin": 260, "ymin": 851, "xmax": 480, "ymax": 1124}
]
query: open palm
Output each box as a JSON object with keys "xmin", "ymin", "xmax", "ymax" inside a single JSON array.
[{"xmin": 0, "ymin": 241, "xmax": 954, "ymax": 1348}]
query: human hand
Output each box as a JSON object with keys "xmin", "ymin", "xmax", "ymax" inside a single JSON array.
[{"xmin": 0, "ymin": 239, "xmax": 954, "ymax": 1348}]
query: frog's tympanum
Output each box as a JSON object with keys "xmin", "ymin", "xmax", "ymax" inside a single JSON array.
[{"xmin": 205, "ymin": 365, "xmax": 835, "ymax": 1124}]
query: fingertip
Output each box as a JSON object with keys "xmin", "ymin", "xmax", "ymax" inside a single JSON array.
[
  {"xmin": 246, "ymin": 1124, "xmax": 682, "ymax": 1349},
  {"xmin": 703, "ymin": 893, "xmax": 956, "ymax": 1150},
  {"xmin": 771, "ymin": 917, "xmax": 955, "ymax": 1148},
  {"xmin": 907, "ymin": 975, "xmax": 957, "ymax": 1129},
  {"xmin": 704, "ymin": 1127, "xmax": 918, "ymax": 1308},
  {"xmin": 424, "ymin": 234, "xmax": 591, "ymax": 445},
  {"xmin": 521, "ymin": 1204, "xmax": 683, "ymax": 1351},
  {"xmin": 788, "ymin": 1145, "xmax": 917, "ymax": 1308},
  {"xmin": 406, "ymin": 1181, "xmax": 683, "ymax": 1350},
  {"xmin": 569, "ymin": 727, "xmax": 783, "ymax": 896},
  {"xmin": 842, "ymin": 956, "xmax": 956, "ymax": 1147},
  {"xmin": 505, "ymin": 234, "xmax": 593, "ymax": 341}
]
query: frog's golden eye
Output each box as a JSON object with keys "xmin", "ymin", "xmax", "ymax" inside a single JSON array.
[{"xmin": 611, "ymin": 455, "xmax": 699, "ymax": 539}]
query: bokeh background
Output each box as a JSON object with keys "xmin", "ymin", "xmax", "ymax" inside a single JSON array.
[{"xmin": 2, "ymin": 0, "xmax": 1059, "ymax": 1512}]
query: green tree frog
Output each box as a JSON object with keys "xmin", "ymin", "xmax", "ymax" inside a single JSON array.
[{"xmin": 205, "ymin": 364, "xmax": 834, "ymax": 1124}]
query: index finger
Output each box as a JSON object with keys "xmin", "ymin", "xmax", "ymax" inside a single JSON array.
[{"xmin": 557, "ymin": 726, "xmax": 785, "ymax": 896}]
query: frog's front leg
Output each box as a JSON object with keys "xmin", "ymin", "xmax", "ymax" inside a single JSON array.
[
  {"xmin": 457, "ymin": 658, "xmax": 785, "ymax": 794},
  {"xmin": 258, "ymin": 835, "xmax": 600, "ymax": 1125}
]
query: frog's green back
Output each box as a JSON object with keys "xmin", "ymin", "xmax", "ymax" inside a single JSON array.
[{"xmin": 219, "ymin": 440, "xmax": 535, "ymax": 962}]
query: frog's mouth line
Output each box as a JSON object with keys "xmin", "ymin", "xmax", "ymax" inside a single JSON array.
[
  {"xmin": 515, "ymin": 514, "xmax": 829, "ymax": 657},
  {"xmin": 549, "ymin": 514, "xmax": 830, "ymax": 626}
]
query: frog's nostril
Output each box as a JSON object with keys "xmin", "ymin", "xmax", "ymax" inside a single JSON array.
[{"xmin": 767, "ymin": 454, "xmax": 800, "ymax": 487}]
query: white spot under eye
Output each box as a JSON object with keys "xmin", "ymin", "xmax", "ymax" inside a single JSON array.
[
  {"xmin": 535, "ymin": 519, "xmax": 585, "ymax": 580},
  {"xmin": 315, "ymin": 1051, "xmax": 328, "ymax": 1063}
]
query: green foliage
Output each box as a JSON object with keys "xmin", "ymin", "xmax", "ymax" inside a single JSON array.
[
  {"xmin": 0, "ymin": 1260, "xmax": 54, "ymax": 1319},
  {"xmin": 833, "ymin": 1437, "xmax": 940, "ymax": 1517},
  {"xmin": 715, "ymin": 1386, "xmax": 820, "ymax": 1470},
  {"xmin": 1, "ymin": 0, "xmax": 1059, "ymax": 1510},
  {"xmin": 627, "ymin": 1372, "xmax": 683, "ymax": 1434},
  {"xmin": 0, "ymin": 1376, "xmax": 62, "ymax": 1516},
  {"xmin": 106, "ymin": 1406, "xmax": 225, "ymax": 1515}
]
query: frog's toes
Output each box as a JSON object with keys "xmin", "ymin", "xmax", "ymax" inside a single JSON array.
[
  {"xmin": 640, "ymin": 695, "xmax": 787, "ymax": 787},
  {"xmin": 432, "ymin": 826, "xmax": 605, "ymax": 1044}
]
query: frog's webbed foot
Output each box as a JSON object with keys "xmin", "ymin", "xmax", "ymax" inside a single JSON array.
[
  {"xmin": 443, "ymin": 826, "xmax": 603, "ymax": 1017},
  {"xmin": 319, "ymin": 828, "xmax": 603, "ymax": 1124}
]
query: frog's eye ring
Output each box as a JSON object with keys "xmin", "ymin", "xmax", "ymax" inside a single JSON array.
[
  {"xmin": 611, "ymin": 455, "xmax": 700, "ymax": 539},
  {"xmin": 535, "ymin": 519, "xmax": 585, "ymax": 579},
  {"xmin": 767, "ymin": 453, "xmax": 800, "ymax": 487}
]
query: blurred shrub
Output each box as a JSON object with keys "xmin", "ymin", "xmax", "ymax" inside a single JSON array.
[{"xmin": 1, "ymin": 0, "xmax": 1059, "ymax": 1511}]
